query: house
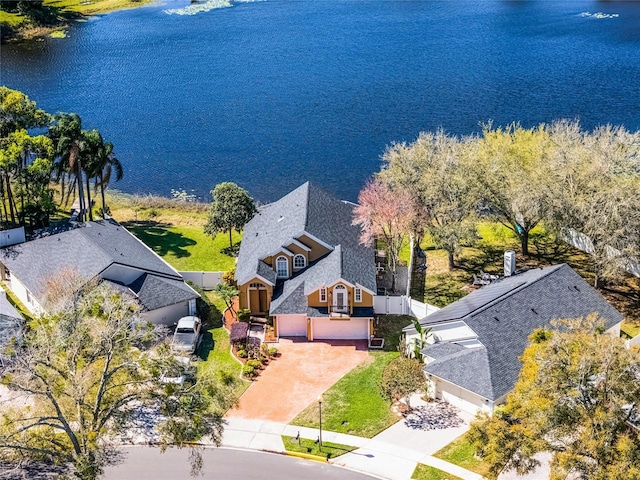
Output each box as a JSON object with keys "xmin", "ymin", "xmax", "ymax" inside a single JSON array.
[
  {"xmin": 403, "ymin": 263, "xmax": 624, "ymax": 414},
  {"xmin": 0, "ymin": 289, "xmax": 23, "ymax": 368},
  {"xmin": 235, "ymin": 182, "xmax": 377, "ymax": 341},
  {"xmin": 0, "ymin": 220, "xmax": 199, "ymax": 325}
]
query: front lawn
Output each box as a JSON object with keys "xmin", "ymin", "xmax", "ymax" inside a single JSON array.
[
  {"xmin": 291, "ymin": 351, "xmax": 399, "ymax": 438},
  {"xmin": 281, "ymin": 435, "xmax": 356, "ymax": 460},
  {"xmin": 412, "ymin": 464, "xmax": 462, "ymax": 480},
  {"xmin": 433, "ymin": 434, "xmax": 492, "ymax": 479}
]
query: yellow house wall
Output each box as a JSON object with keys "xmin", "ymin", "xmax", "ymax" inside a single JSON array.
[
  {"xmin": 296, "ymin": 235, "xmax": 331, "ymax": 262},
  {"xmin": 306, "ymin": 283, "xmax": 373, "ymax": 310},
  {"xmin": 238, "ymin": 279, "xmax": 273, "ymax": 313}
]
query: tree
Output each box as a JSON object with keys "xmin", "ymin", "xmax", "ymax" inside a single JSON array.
[
  {"xmin": 468, "ymin": 315, "xmax": 640, "ymax": 480},
  {"xmin": 405, "ymin": 318, "xmax": 432, "ymax": 360},
  {"xmin": 213, "ymin": 282, "xmax": 239, "ymax": 315},
  {"xmin": 473, "ymin": 123, "xmax": 555, "ymax": 256},
  {"xmin": 0, "ymin": 86, "xmax": 49, "ymax": 139},
  {"xmin": 353, "ymin": 179, "xmax": 415, "ymax": 292},
  {"xmin": 49, "ymin": 112, "xmax": 88, "ymax": 221},
  {"xmin": 0, "ymin": 278, "xmax": 230, "ymax": 479},
  {"xmin": 381, "ymin": 357, "xmax": 426, "ymax": 408},
  {"xmin": 546, "ymin": 120, "xmax": 640, "ymax": 288},
  {"xmin": 380, "ymin": 130, "xmax": 477, "ymax": 270},
  {"xmin": 204, "ymin": 182, "xmax": 256, "ymax": 251}
]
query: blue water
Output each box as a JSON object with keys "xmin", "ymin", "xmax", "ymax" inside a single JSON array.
[{"xmin": 1, "ymin": 0, "xmax": 639, "ymax": 202}]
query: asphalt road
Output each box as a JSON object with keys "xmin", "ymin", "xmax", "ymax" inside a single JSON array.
[{"xmin": 103, "ymin": 446, "xmax": 378, "ymax": 480}]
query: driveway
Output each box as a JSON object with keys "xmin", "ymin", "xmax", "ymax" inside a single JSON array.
[{"xmin": 225, "ymin": 338, "xmax": 369, "ymax": 423}]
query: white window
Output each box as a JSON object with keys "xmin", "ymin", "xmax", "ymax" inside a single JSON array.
[
  {"xmin": 276, "ymin": 256, "xmax": 289, "ymax": 278},
  {"xmin": 319, "ymin": 287, "xmax": 327, "ymax": 303},
  {"xmin": 249, "ymin": 283, "xmax": 266, "ymax": 289},
  {"xmin": 355, "ymin": 288, "xmax": 362, "ymax": 303},
  {"xmin": 293, "ymin": 254, "xmax": 306, "ymax": 269}
]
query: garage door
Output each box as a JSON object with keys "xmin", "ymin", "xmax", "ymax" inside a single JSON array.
[
  {"xmin": 441, "ymin": 386, "xmax": 483, "ymax": 414},
  {"xmin": 312, "ymin": 318, "xmax": 369, "ymax": 340},
  {"xmin": 277, "ymin": 315, "xmax": 308, "ymax": 337}
]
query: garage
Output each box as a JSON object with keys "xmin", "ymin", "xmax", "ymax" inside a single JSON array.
[
  {"xmin": 277, "ymin": 314, "xmax": 308, "ymax": 337},
  {"xmin": 437, "ymin": 380, "xmax": 484, "ymax": 414},
  {"xmin": 312, "ymin": 317, "xmax": 370, "ymax": 340}
]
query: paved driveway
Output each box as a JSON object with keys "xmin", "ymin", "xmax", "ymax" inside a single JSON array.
[{"xmin": 225, "ymin": 338, "xmax": 369, "ymax": 423}]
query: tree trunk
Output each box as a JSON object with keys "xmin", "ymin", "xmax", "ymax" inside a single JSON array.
[
  {"xmin": 85, "ymin": 174, "xmax": 93, "ymax": 221},
  {"xmin": 594, "ymin": 272, "xmax": 600, "ymax": 289},
  {"xmin": 5, "ymin": 174, "xmax": 16, "ymax": 226},
  {"xmin": 100, "ymin": 173, "xmax": 107, "ymax": 217},
  {"xmin": 447, "ymin": 250, "xmax": 455, "ymax": 270},
  {"xmin": 520, "ymin": 229, "xmax": 530, "ymax": 256},
  {"xmin": 76, "ymin": 162, "xmax": 85, "ymax": 223},
  {"xmin": 229, "ymin": 228, "xmax": 233, "ymax": 250}
]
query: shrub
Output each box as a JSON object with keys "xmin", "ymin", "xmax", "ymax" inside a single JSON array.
[
  {"xmin": 268, "ymin": 347, "xmax": 278, "ymax": 357},
  {"xmin": 246, "ymin": 336, "xmax": 261, "ymax": 359},
  {"xmin": 222, "ymin": 268, "xmax": 236, "ymax": 286},
  {"xmin": 242, "ymin": 365, "xmax": 257, "ymax": 378},
  {"xmin": 230, "ymin": 322, "xmax": 249, "ymax": 345},
  {"xmin": 236, "ymin": 349, "xmax": 247, "ymax": 358},
  {"xmin": 237, "ymin": 309, "xmax": 251, "ymax": 323},
  {"xmin": 260, "ymin": 355, "xmax": 268, "ymax": 365},
  {"xmin": 381, "ymin": 357, "xmax": 426, "ymax": 407}
]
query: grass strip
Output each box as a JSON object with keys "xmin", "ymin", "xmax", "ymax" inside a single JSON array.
[
  {"xmin": 281, "ymin": 435, "xmax": 356, "ymax": 460},
  {"xmin": 433, "ymin": 434, "xmax": 492, "ymax": 478},
  {"xmin": 412, "ymin": 464, "xmax": 462, "ymax": 480}
]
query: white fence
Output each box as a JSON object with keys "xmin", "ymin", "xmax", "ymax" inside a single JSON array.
[
  {"xmin": 373, "ymin": 295, "xmax": 439, "ymax": 319},
  {"xmin": 625, "ymin": 333, "xmax": 640, "ymax": 349},
  {"xmin": 563, "ymin": 228, "xmax": 640, "ymax": 278},
  {"xmin": 0, "ymin": 227, "xmax": 25, "ymax": 247},
  {"xmin": 179, "ymin": 271, "xmax": 224, "ymax": 289}
]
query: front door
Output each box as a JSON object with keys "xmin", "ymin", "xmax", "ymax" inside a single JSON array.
[{"xmin": 333, "ymin": 284, "xmax": 347, "ymax": 313}]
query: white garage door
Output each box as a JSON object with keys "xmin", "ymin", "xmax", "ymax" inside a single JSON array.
[
  {"xmin": 312, "ymin": 318, "xmax": 369, "ymax": 340},
  {"xmin": 441, "ymin": 386, "xmax": 483, "ymax": 414},
  {"xmin": 277, "ymin": 315, "xmax": 308, "ymax": 337}
]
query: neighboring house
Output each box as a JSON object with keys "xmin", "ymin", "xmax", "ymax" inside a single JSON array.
[
  {"xmin": 235, "ymin": 182, "xmax": 377, "ymax": 341},
  {"xmin": 0, "ymin": 289, "xmax": 23, "ymax": 368},
  {"xmin": 403, "ymin": 263, "xmax": 624, "ymax": 414},
  {"xmin": 0, "ymin": 220, "xmax": 199, "ymax": 325}
]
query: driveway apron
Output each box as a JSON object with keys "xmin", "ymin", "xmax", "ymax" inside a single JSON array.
[{"xmin": 225, "ymin": 338, "xmax": 369, "ymax": 423}]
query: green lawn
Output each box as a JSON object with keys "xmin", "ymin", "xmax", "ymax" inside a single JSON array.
[
  {"xmin": 123, "ymin": 220, "xmax": 239, "ymax": 272},
  {"xmin": 281, "ymin": 435, "xmax": 356, "ymax": 460},
  {"xmin": 373, "ymin": 314, "xmax": 415, "ymax": 351},
  {"xmin": 433, "ymin": 434, "xmax": 492, "ymax": 479},
  {"xmin": 291, "ymin": 351, "xmax": 399, "ymax": 438},
  {"xmin": 412, "ymin": 464, "xmax": 462, "ymax": 480}
]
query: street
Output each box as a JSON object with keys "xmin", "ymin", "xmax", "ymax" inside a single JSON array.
[{"xmin": 103, "ymin": 446, "xmax": 379, "ymax": 480}]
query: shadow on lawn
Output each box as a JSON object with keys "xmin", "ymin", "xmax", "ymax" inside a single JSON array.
[{"xmin": 122, "ymin": 220, "xmax": 196, "ymax": 259}]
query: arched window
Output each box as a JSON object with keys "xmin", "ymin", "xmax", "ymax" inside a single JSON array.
[
  {"xmin": 293, "ymin": 254, "xmax": 306, "ymax": 269},
  {"xmin": 276, "ymin": 256, "xmax": 289, "ymax": 278}
]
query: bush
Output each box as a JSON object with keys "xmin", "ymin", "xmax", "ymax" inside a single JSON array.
[
  {"xmin": 222, "ymin": 268, "xmax": 236, "ymax": 286},
  {"xmin": 242, "ymin": 365, "xmax": 257, "ymax": 378},
  {"xmin": 246, "ymin": 336, "xmax": 261, "ymax": 359},
  {"xmin": 236, "ymin": 349, "xmax": 247, "ymax": 358},
  {"xmin": 268, "ymin": 347, "xmax": 278, "ymax": 357},
  {"xmin": 237, "ymin": 308, "xmax": 251, "ymax": 323},
  {"xmin": 230, "ymin": 322, "xmax": 249, "ymax": 345},
  {"xmin": 381, "ymin": 357, "xmax": 426, "ymax": 407},
  {"xmin": 245, "ymin": 359, "xmax": 261, "ymax": 369}
]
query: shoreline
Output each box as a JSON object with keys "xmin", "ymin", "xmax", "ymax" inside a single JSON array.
[{"xmin": 0, "ymin": 0, "xmax": 154, "ymax": 43}]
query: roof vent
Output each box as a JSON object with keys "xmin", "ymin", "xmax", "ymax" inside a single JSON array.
[
  {"xmin": 504, "ymin": 251, "xmax": 516, "ymax": 277},
  {"xmin": 278, "ymin": 216, "xmax": 284, "ymax": 223}
]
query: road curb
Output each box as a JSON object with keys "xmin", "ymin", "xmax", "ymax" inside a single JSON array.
[{"xmin": 283, "ymin": 450, "xmax": 328, "ymax": 463}]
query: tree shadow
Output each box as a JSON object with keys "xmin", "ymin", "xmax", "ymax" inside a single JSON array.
[
  {"xmin": 197, "ymin": 329, "xmax": 214, "ymax": 361},
  {"xmin": 220, "ymin": 241, "xmax": 241, "ymax": 257},
  {"xmin": 122, "ymin": 220, "xmax": 196, "ymax": 259}
]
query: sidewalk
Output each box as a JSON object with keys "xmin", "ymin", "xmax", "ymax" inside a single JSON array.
[{"xmin": 222, "ymin": 417, "xmax": 483, "ymax": 480}]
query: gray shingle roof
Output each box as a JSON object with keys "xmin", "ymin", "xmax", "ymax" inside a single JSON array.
[
  {"xmin": 237, "ymin": 182, "xmax": 376, "ymax": 315},
  {"xmin": 129, "ymin": 274, "xmax": 198, "ymax": 311},
  {"xmin": 417, "ymin": 264, "xmax": 624, "ymax": 401},
  {"xmin": 0, "ymin": 220, "xmax": 197, "ymax": 312}
]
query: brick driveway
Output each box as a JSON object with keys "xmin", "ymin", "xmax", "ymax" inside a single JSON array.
[{"xmin": 225, "ymin": 338, "xmax": 369, "ymax": 423}]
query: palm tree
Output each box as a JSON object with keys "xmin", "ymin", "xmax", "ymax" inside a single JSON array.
[
  {"xmin": 49, "ymin": 113, "xmax": 87, "ymax": 221},
  {"xmin": 89, "ymin": 134, "xmax": 123, "ymax": 218}
]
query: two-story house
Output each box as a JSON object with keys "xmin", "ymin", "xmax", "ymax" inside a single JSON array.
[{"xmin": 235, "ymin": 182, "xmax": 377, "ymax": 341}]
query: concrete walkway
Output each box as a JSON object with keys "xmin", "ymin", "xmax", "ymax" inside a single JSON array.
[{"xmin": 222, "ymin": 411, "xmax": 483, "ymax": 480}]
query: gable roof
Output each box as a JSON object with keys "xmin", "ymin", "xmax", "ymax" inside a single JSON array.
[
  {"xmin": 411, "ymin": 264, "xmax": 624, "ymax": 402},
  {"xmin": 0, "ymin": 220, "xmax": 197, "ymax": 311},
  {"xmin": 236, "ymin": 182, "xmax": 376, "ymax": 315}
]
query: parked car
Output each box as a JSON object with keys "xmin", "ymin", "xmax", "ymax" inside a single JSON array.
[{"xmin": 171, "ymin": 316, "xmax": 201, "ymax": 354}]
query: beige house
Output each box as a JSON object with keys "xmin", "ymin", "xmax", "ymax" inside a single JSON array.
[{"xmin": 235, "ymin": 182, "xmax": 377, "ymax": 341}]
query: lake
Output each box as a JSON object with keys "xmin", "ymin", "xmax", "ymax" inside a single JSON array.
[{"xmin": 2, "ymin": 0, "xmax": 639, "ymax": 202}]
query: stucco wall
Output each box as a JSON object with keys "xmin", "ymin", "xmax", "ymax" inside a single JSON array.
[
  {"xmin": 141, "ymin": 301, "xmax": 189, "ymax": 326},
  {"xmin": 7, "ymin": 275, "xmax": 43, "ymax": 316}
]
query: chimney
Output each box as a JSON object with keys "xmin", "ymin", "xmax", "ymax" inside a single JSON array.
[{"xmin": 504, "ymin": 251, "xmax": 516, "ymax": 277}]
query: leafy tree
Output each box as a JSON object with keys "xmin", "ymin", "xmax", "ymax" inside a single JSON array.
[
  {"xmin": 0, "ymin": 86, "xmax": 49, "ymax": 139},
  {"xmin": 204, "ymin": 182, "xmax": 256, "ymax": 251},
  {"xmin": 353, "ymin": 179, "xmax": 415, "ymax": 292},
  {"xmin": 473, "ymin": 123, "xmax": 555, "ymax": 256},
  {"xmin": 0, "ymin": 278, "xmax": 230, "ymax": 479},
  {"xmin": 468, "ymin": 315, "xmax": 640, "ymax": 480},
  {"xmin": 381, "ymin": 357, "xmax": 426, "ymax": 408},
  {"xmin": 546, "ymin": 120, "xmax": 640, "ymax": 288},
  {"xmin": 380, "ymin": 130, "xmax": 477, "ymax": 270}
]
